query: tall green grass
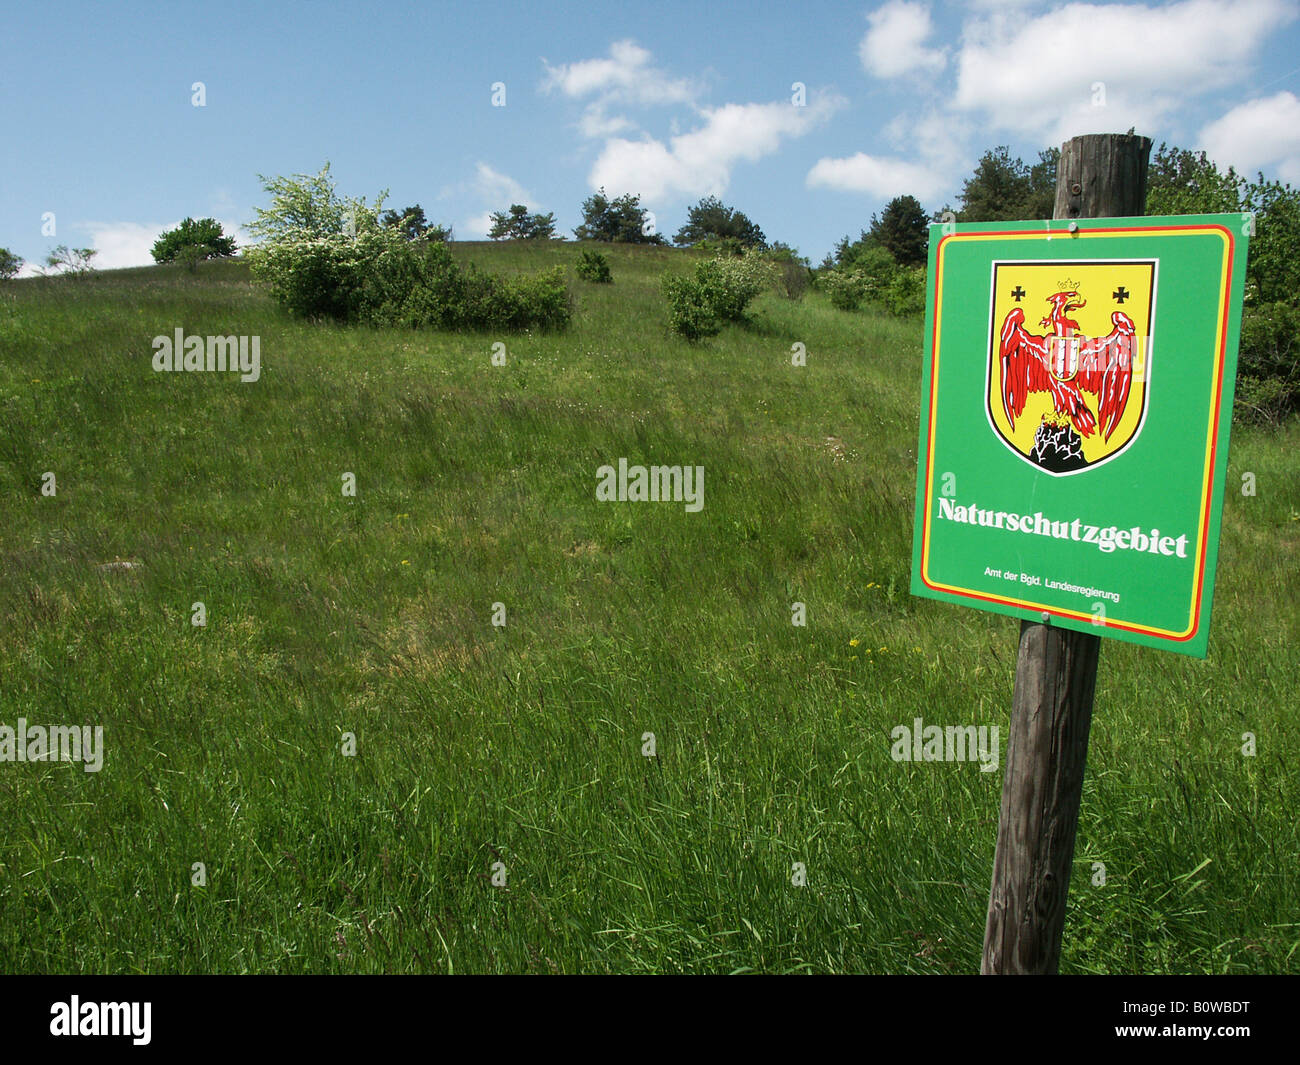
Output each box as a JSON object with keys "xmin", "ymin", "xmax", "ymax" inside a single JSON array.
[{"xmin": 0, "ymin": 245, "xmax": 1296, "ymax": 973}]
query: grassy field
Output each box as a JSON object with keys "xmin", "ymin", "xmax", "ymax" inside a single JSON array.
[{"xmin": 0, "ymin": 242, "xmax": 1296, "ymax": 974}]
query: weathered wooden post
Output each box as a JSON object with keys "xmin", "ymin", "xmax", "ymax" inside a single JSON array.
[{"xmin": 980, "ymin": 132, "xmax": 1153, "ymax": 975}]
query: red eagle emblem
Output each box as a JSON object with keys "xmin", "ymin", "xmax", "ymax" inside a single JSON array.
[{"xmin": 999, "ymin": 290, "xmax": 1137, "ymax": 442}]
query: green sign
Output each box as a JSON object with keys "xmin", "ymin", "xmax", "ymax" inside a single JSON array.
[{"xmin": 910, "ymin": 214, "xmax": 1249, "ymax": 657}]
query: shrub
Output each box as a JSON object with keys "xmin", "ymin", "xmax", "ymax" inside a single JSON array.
[
  {"xmin": 358, "ymin": 240, "xmax": 570, "ymax": 332},
  {"xmin": 820, "ymin": 268, "xmax": 872, "ymax": 311},
  {"xmin": 777, "ymin": 260, "xmax": 810, "ymax": 300},
  {"xmin": 662, "ymin": 273, "xmax": 721, "ymax": 340},
  {"xmin": 700, "ymin": 254, "xmax": 773, "ymax": 321},
  {"xmin": 245, "ymin": 166, "xmax": 394, "ymax": 319},
  {"xmin": 247, "ymin": 170, "xmax": 571, "ymax": 332},
  {"xmin": 246, "ymin": 163, "xmax": 364, "ymax": 244},
  {"xmin": 575, "ymin": 249, "xmax": 612, "ymax": 283},
  {"xmin": 834, "ymin": 239, "xmax": 898, "ymax": 278},
  {"xmin": 663, "ymin": 252, "xmax": 774, "ymax": 339},
  {"xmin": 1235, "ymin": 302, "xmax": 1299, "ymax": 423},
  {"xmin": 468, "ymin": 265, "xmax": 571, "ymax": 331},
  {"xmin": 694, "ymin": 235, "xmax": 748, "ymax": 258},
  {"xmin": 41, "ymin": 245, "xmax": 98, "ymax": 277},
  {"xmin": 765, "ymin": 244, "xmax": 811, "ymax": 300},
  {"xmin": 882, "ymin": 266, "xmax": 927, "ymax": 317},
  {"xmin": 248, "ymin": 227, "xmax": 393, "ymax": 320},
  {"xmin": 819, "ymin": 245, "xmax": 926, "ymax": 318}
]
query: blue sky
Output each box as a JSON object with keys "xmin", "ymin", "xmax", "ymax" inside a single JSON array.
[{"xmin": 3, "ymin": 0, "xmax": 1299, "ymax": 274}]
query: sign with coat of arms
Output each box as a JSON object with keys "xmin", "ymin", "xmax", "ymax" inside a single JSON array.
[
  {"xmin": 989, "ymin": 260, "xmax": 1155, "ymax": 473},
  {"xmin": 910, "ymin": 215, "xmax": 1249, "ymax": 657}
]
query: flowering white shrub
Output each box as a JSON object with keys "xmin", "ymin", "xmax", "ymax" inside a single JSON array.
[
  {"xmin": 245, "ymin": 164, "xmax": 570, "ymax": 331},
  {"xmin": 662, "ymin": 250, "xmax": 776, "ymax": 339}
]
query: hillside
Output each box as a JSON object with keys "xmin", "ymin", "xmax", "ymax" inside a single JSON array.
[{"xmin": 0, "ymin": 243, "xmax": 1297, "ymax": 973}]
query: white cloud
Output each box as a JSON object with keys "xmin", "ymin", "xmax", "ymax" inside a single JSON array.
[
  {"xmin": 58, "ymin": 218, "xmax": 246, "ymax": 271},
  {"xmin": 462, "ymin": 212, "xmax": 497, "ymax": 239},
  {"xmin": 884, "ymin": 109, "xmax": 972, "ymax": 177},
  {"xmin": 82, "ymin": 222, "xmax": 169, "ymax": 269},
  {"xmin": 588, "ymin": 95, "xmax": 844, "ymax": 202},
  {"xmin": 953, "ymin": 0, "xmax": 1296, "ymax": 141},
  {"xmin": 817, "ymin": 0, "xmax": 1295, "ymax": 211},
  {"xmin": 544, "ymin": 39, "xmax": 706, "ymax": 145},
  {"xmin": 1045, "ymin": 93, "xmax": 1176, "ymax": 148},
  {"xmin": 459, "ymin": 163, "xmax": 540, "ymax": 238},
  {"xmin": 15, "ymin": 222, "xmax": 167, "ymax": 274},
  {"xmin": 578, "ymin": 105, "xmax": 635, "ymax": 139},
  {"xmin": 543, "ymin": 39, "xmax": 700, "ymax": 106},
  {"xmin": 1200, "ymin": 91, "xmax": 1300, "ymax": 183},
  {"xmin": 806, "ymin": 151, "xmax": 948, "ymax": 201},
  {"xmin": 859, "ymin": 1, "xmax": 947, "ymax": 78},
  {"xmin": 472, "ymin": 162, "xmax": 532, "ymax": 207},
  {"xmin": 812, "ymin": 106, "xmax": 981, "ymax": 207},
  {"xmin": 589, "ymin": 140, "xmax": 684, "ymax": 202}
]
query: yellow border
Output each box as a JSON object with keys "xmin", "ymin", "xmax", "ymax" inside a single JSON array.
[{"xmin": 918, "ymin": 224, "xmax": 1234, "ymax": 641}]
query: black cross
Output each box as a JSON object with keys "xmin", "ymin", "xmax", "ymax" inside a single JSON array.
[
  {"xmin": 1113, "ymin": 286, "xmax": 1130, "ymax": 304},
  {"xmin": 1010, "ymin": 286, "xmax": 1026, "ymax": 301}
]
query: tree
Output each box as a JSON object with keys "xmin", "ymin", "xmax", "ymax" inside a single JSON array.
[
  {"xmin": 41, "ymin": 245, "xmax": 98, "ymax": 275},
  {"xmin": 488, "ymin": 204, "xmax": 557, "ymax": 240},
  {"xmin": 1242, "ymin": 175, "xmax": 1300, "ymax": 306},
  {"xmin": 1145, "ymin": 143, "xmax": 1243, "ymax": 217},
  {"xmin": 380, "ymin": 204, "xmax": 451, "ymax": 242},
  {"xmin": 825, "ymin": 230, "xmax": 890, "ymax": 273},
  {"xmin": 1141, "ymin": 141, "xmax": 1300, "ymax": 420},
  {"xmin": 1143, "ymin": 143, "xmax": 1300, "ymax": 306},
  {"xmin": 953, "ymin": 146, "xmax": 1058, "ymax": 222},
  {"xmin": 573, "ymin": 188, "xmax": 667, "ymax": 244},
  {"xmin": 673, "ymin": 196, "xmax": 766, "ymax": 249},
  {"xmin": 868, "ymin": 195, "xmax": 929, "ymax": 267},
  {"xmin": 246, "ymin": 162, "xmax": 386, "ymax": 243},
  {"xmin": 0, "ymin": 248, "xmax": 22, "ymax": 279},
  {"xmin": 1026, "ymin": 148, "xmax": 1059, "ymax": 218},
  {"xmin": 151, "ymin": 217, "xmax": 237, "ymax": 265},
  {"xmin": 1237, "ymin": 178, "xmax": 1300, "ymax": 420}
]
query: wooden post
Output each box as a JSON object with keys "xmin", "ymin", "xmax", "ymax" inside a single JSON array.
[
  {"xmin": 980, "ymin": 132, "xmax": 1152, "ymax": 975},
  {"xmin": 1053, "ymin": 133, "xmax": 1152, "ymax": 221}
]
